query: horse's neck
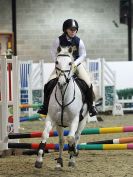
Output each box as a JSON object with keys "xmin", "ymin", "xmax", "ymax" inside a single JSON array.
[{"xmin": 57, "ymin": 77, "xmax": 75, "ymax": 98}]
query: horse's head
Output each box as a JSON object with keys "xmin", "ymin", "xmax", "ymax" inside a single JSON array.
[{"xmin": 55, "ymin": 46, "xmax": 74, "ymax": 88}]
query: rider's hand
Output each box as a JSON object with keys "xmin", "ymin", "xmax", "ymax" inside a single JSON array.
[{"xmin": 72, "ymin": 63, "xmax": 77, "ymax": 73}]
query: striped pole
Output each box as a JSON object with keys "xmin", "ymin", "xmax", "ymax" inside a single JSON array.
[
  {"xmin": 19, "ymin": 104, "xmax": 42, "ymax": 109},
  {"xmin": 20, "ymin": 113, "xmax": 45, "ymax": 122},
  {"xmin": 8, "ymin": 130, "xmax": 63, "ymax": 139},
  {"xmin": 8, "ymin": 126, "xmax": 133, "ymax": 139},
  {"xmin": 8, "ymin": 143, "xmax": 133, "ymax": 150},
  {"xmin": 87, "ymin": 137, "xmax": 133, "ymax": 144},
  {"xmin": 78, "ymin": 144, "xmax": 133, "ymax": 150},
  {"xmin": 8, "ymin": 132, "xmax": 43, "ymax": 139}
]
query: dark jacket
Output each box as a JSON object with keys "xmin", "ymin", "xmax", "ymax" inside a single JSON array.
[{"xmin": 59, "ymin": 34, "xmax": 80, "ymax": 60}]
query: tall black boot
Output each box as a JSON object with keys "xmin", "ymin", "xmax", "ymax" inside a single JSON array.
[
  {"xmin": 86, "ymin": 84, "xmax": 98, "ymax": 117},
  {"xmin": 37, "ymin": 78, "xmax": 58, "ymax": 115},
  {"xmin": 73, "ymin": 76, "xmax": 97, "ymax": 117}
]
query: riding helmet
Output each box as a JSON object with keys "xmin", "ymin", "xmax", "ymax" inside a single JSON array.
[{"xmin": 63, "ymin": 19, "xmax": 79, "ymax": 32}]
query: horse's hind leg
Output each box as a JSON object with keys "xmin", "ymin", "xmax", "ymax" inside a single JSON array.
[
  {"xmin": 35, "ymin": 118, "xmax": 53, "ymax": 168},
  {"xmin": 55, "ymin": 126, "xmax": 64, "ymax": 169},
  {"xmin": 73, "ymin": 113, "xmax": 88, "ymax": 159},
  {"xmin": 68, "ymin": 115, "xmax": 88, "ymax": 167},
  {"xmin": 75, "ymin": 115, "xmax": 88, "ymax": 147}
]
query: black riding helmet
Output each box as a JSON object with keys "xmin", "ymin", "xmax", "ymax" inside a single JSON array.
[{"xmin": 63, "ymin": 19, "xmax": 79, "ymax": 32}]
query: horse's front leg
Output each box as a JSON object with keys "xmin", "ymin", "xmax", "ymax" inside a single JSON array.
[
  {"xmin": 35, "ymin": 117, "xmax": 53, "ymax": 168},
  {"xmin": 67, "ymin": 116, "xmax": 79, "ymax": 167},
  {"xmin": 55, "ymin": 126, "xmax": 64, "ymax": 169}
]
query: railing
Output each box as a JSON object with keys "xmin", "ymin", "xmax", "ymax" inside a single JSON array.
[
  {"xmin": 117, "ymin": 97, "xmax": 133, "ymax": 111},
  {"xmin": 88, "ymin": 58, "xmax": 116, "ymax": 112}
]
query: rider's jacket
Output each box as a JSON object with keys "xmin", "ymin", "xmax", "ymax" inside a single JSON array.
[{"xmin": 59, "ymin": 33, "xmax": 80, "ymax": 60}]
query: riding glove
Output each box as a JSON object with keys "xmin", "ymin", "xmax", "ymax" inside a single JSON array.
[{"xmin": 72, "ymin": 63, "xmax": 77, "ymax": 73}]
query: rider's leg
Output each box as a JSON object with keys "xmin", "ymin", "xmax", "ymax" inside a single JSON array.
[
  {"xmin": 37, "ymin": 70, "xmax": 58, "ymax": 116},
  {"xmin": 76, "ymin": 64, "xmax": 97, "ymax": 117}
]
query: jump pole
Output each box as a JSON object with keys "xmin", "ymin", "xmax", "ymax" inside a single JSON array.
[
  {"xmin": 87, "ymin": 137, "xmax": 133, "ymax": 144},
  {"xmin": 8, "ymin": 143, "xmax": 133, "ymax": 150},
  {"xmin": 19, "ymin": 113, "xmax": 45, "ymax": 122},
  {"xmin": 19, "ymin": 104, "xmax": 42, "ymax": 109},
  {"xmin": 8, "ymin": 126, "xmax": 133, "ymax": 139}
]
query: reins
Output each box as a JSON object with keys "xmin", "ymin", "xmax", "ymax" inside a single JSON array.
[
  {"xmin": 55, "ymin": 77, "xmax": 76, "ymax": 127},
  {"xmin": 54, "ymin": 54, "xmax": 76, "ymax": 127}
]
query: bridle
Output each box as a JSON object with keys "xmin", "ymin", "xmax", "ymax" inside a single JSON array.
[
  {"xmin": 55, "ymin": 53, "xmax": 76, "ymax": 127},
  {"xmin": 55, "ymin": 54, "xmax": 72, "ymax": 85}
]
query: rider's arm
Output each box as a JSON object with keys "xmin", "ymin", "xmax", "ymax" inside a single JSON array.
[
  {"xmin": 51, "ymin": 38, "xmax": 59, "ymax": 61},
  {"xmin": 74, "ymin": 39, "xmax": 86, "ymax": 66}
]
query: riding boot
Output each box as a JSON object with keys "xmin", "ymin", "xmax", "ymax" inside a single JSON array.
[
  {"xmin": 37, "ymin": 78, "xmax": 58, "ymax": 115},
  {"xmin": 86, "ymin": 84, "xmax": 98, "ymax": 117}
]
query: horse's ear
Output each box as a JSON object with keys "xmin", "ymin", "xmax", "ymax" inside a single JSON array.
[
  {"xmin": 57, "ymin": 46, "xmax": 61, "ymax": 53},
  {"xmin": 68, "ymin": 46, "xmax": 73, "ymax": 53}
]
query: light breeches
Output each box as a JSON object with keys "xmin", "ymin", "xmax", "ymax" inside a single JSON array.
[{"xmin": 76, "ymin": 64, "xmax": 91, "ymax": 87}]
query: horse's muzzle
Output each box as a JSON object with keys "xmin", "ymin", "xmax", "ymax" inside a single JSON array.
[{"xmin": 58, "ymin": 81, "xmax": 67, "ymax": 89}]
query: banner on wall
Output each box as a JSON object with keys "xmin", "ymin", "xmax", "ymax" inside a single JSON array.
[{"xmin": 105, "ymin": 86, "xmax": 115, "ymax": 106}]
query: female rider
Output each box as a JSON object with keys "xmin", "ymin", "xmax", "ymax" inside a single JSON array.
[{"xmin": 38, "ymin": 19, "xmax": 97, "ymax": 117}]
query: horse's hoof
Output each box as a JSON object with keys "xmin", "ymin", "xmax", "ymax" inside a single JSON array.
[
  {"xmin": 35, "ymin": 161, "xmax": 43, "ymax": 168},
  {"xmin": 55, "ymin": 157, "xmax": 63, "ymax": 168},
  {"xmin": 55, "ymin": 164, "xmax": 63, "ymax": 170},
  {"xmin": 68, "ymin": 161, "xmax": 75, "ymax": 167}
]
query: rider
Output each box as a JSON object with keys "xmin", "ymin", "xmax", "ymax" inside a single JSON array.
[{"xmin": 38, "ymin": 19, "xmax": 97, "ymax": 117}]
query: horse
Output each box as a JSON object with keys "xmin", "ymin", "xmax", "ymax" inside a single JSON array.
[{"xmin": 35, "ymin": 46, "xmax": 89, "ymax": 169}]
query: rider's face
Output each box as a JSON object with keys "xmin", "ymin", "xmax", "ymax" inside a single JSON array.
[{"xmin": 66, "ymin": 28, "xmax": 77, "ymax": 38}]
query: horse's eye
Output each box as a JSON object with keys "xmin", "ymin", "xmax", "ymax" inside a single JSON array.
[
  {"xmin": 69, "ymin": 62, "xmax": 72, "ymax": 65},
  {"xmin": 55, "ymin": 61, "xmax": 58, "ymax": 65}
]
